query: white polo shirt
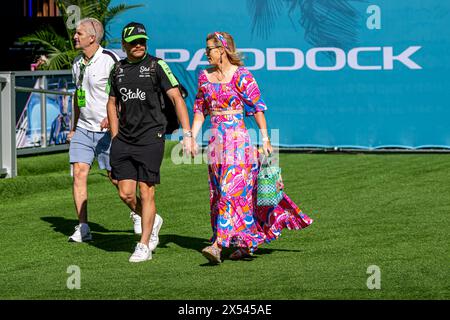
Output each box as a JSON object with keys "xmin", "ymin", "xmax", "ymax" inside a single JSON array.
[{"xmin": 72, "ymin": 46, "xmax": 119, "ymax": 132}]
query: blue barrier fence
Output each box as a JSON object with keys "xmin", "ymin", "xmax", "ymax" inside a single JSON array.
[{"xmin": 108, "ymin": 0, "xmax": 450, "ymax": 149}]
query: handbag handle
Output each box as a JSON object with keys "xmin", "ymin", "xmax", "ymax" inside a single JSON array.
[
  {"xmin": 260, "ymin": 153, "xmax": 271, "ymax": 167},
  {"xmin": 260, "ymin": 153, "xmax": 279, "ymax": 177},
  {"xmin": 260, "ymin": 151, "xmax": 274, "ymax": 166}
]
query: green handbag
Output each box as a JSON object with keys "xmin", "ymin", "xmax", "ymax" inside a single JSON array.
[{"xmin": 257, "ymin": 155, "xmax": 284, "ymax": 207}]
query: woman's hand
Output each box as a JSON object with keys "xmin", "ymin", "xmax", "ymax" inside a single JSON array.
[
  {"xmin": 182, "ymin": 137, "xmax": 198, "ymax": 158},
  {"xmin": 263, "ymin": 139, "xmax": 273, "ymax": 156}
]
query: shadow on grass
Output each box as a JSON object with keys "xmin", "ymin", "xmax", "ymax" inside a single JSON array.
[
  {"xmin": 197, "ymin": 247, "xmax": 304, "ymax": 267},
  {"xmin": 41, "ymin": 216, "xmax": 211, "ymax": 254},
  {"xmin": 157, "ymin": 233, "xmax": 303, "ymax": 266},
  {"xmin": 41, "ymin": 217, "xmax": 303, "ymax": 261},
  {"xmin": 41, "ymin": 216, "xmax": 136, "ymax": 253},
  {"xmin": 41, "ymin": 216, "xmax": 123, "ymax": 235},
  {"xmin": 158, "ymin": 234, "xmax": 210, "ymax": 252}
]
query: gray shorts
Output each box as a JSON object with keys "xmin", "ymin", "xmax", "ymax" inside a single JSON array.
[{"xmin": 69, "ymin": 127, "xmax": 111, "ymax": 170}]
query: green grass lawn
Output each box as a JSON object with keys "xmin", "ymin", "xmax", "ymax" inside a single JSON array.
[{"xmin": 0, "ymin": 145, "xmax": 449, "ymax": 299}]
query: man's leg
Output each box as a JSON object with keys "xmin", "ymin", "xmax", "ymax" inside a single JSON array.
[
  {"xmin": 106, "ymin": 136, "xmax": 147, "ymax": 235},
  {"xmin": 68, "ymin": 127, "xmax": 96, "ymax": 242},
  {"xmin": 72, "ymin": 162, "xmax": 90, "ymax": 223},
  {"xmin": 138, "ymin": 181, "xmax": 156, "ymax": 245},
  {"xmin": 112, "ymin": 171, "xmax": 147, "ymax": 235},
  {"xmin": 117, "ymin": 179, "xmax": 139, "ymax": 212},
  {"xmin": 68, "ymin": 161, "xmax": 92, "ymax": 242},
  {"xmin": 117, "ymin": 179, "xmax": 149, "ymax": 235},
  {"xmin": 109, "ymin": 171, "xmax": 145, "ymax": 212},
  {"xmin": 107, "ymin": 171, "xmax": 119, "ymax": 188},
  {"xmin": 120, "ymin": 180, "xmax": 154, "ymax": 262},
  {"xmin": 133, "ymin": 140, "xmax": 164, "ymax": 247},
  {"xmin": 69, "ymin": 127, "xmax": 95, "ymax": 225}
]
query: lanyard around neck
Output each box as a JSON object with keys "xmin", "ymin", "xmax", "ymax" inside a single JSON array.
[
  {"xmin": 77, "ymin": 61, "xmax": 88, "ymax": 89},
  {"xmin": 77, "ymin": 47, "xmax": 98, "ymax": 89}
]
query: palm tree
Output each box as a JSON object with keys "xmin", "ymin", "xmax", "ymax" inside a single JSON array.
[
  {"xmin": 247, "ymin": 0, "xmax": 367, "ymax": 51},
  {"xmin": 19, "ymin": 0, "xmax": 143, "ymax": 70}
]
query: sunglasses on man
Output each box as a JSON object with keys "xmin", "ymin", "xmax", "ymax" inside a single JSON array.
[{"xmin": 129, "ymin": 38, "xmax": 147, "ymax": 46}]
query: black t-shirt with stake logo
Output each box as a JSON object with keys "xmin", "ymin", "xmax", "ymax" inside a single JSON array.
[{"xmin": 108, "ymin": 54, "xmax": 178, "ymax": 145}]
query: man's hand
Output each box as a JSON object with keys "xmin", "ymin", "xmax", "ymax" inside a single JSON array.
[
  {"xmin": 192, "ymin": 139, "xmax": 200, "ymax": 156},
  {"xmin": 66, "ymin": 130, "xmax": 75, "ymax": 143},
  {"xmin": 100, "ymin": 117, "xmax": 110, "ymax": 130}
]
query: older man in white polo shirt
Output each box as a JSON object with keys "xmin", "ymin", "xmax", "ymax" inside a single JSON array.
[{"xmin": 67, "ymin": 17, "xmax": 120, "ymax": 242}]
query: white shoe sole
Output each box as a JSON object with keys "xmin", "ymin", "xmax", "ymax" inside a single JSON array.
[
  {"xmin": 129, "ymin": 257, "xmax": 152, "ymax": 263},
  {"xmin": 68, "ymin": 234, "xmax": 92, "ymax": 242},
  {"xmin": 129, "ymin": 253, "xmax": 152, "ymax": 262}
]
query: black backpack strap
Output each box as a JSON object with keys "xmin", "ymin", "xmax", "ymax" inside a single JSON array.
[
  {"xmin": 149, "ymin": 58, "xmax": 166, "ymax": 110},
  {"xmin": 112, "ymin": 60, "xmax": 122, "ymax": 79},
  {"xmin": 112, "ymin": 60, "xmax": 122, "ymax": 118},
  {"xmin": 102, "ymin": 49, "xmax": 119, "ymax": 63}
]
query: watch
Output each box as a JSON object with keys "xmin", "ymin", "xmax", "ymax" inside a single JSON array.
[{"xmin": 183, "ymin": 131, "xmax": 193, "ymax": 138}]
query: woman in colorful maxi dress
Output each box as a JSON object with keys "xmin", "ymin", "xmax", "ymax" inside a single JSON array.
[{"xmin": 191, "ymin": 32, "xmax": 313, "ymax": 264}]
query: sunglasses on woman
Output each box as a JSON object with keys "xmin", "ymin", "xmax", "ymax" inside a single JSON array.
[{"xmin": 205, "ymin": 45, "xmax": 221, "ymax": 55}]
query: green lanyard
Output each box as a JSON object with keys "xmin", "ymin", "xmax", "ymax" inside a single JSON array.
[{"xmin": 76, "ymin": 62, "xmax": 87, "ymax": 108}]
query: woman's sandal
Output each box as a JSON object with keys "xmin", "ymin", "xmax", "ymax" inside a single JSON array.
[
  {"xmin": 229, "ymin": 248, "xmax": 252, "ymax": 260},
  {"xmin": 201, "ymin": 245, "xmax": 222, "ymax": 264}
]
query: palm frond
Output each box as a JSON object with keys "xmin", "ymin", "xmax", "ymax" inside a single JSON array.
[
  {"xmin": 102, "ymin": 4, "xmax": 145, "ymax": 41},
  {"xmin": 247, "ymin": 0, "xmax": 366, "ymax": 49},
  {"xmin": 19, "ymin": 27, "xmax": 71, "ymax": 53},
  {"xmin": 45, "ymin": 50, "xmax": 79, "ymax": 70},
  {"xmin": 19, "ymin": 26, "xmax": 76, "ymax": 70},
  {"xmin": 104, "ymin": 4, "xmax": 145, "ymax": 23},
  {"xmin": 17, "ymin": 0, "xmax": 144, "ymax": 70},
  {"xmin": 246, "ymin": 0, "xmax": 285, "ymax": 39},
  {"xmin": 81, "ymin": 3, "xmax": 104, "ymax": 20},
  {"xmin": 57, "ymin": 0, "xmax": 94, "ymax": 18},
  {"xmin": 299, "ymin": 0, "xmax": 366, "ymax": 50}
]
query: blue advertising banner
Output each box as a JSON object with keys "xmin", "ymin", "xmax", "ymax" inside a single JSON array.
[{"xmin": 108, "ymin": 0, "xmax": 450, "ymax": 149}]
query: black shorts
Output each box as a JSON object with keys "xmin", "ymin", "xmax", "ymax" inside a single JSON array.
[{"xmin": 110, "ymin": 137, "xmax": 165, "ymax": 184}]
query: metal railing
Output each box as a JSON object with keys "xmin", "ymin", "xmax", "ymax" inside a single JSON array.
[
  {"xmin": 15, "ymin": 85, "xmax": 74, "ymax": 151},
  {"xmin": 0, "ymin": 77, "xmax": 6, "ymax": 177},
  {"xmin": 0, "ymin": 70, "xmax": 73, "ymax": 178}
]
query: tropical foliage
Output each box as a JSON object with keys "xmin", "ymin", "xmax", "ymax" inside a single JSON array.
[
  {"xmin": 19, "ymin": 0, "xmax": 143, "ymax": 70},
  {"xmin": 247, "ymin": 0, "xmax": 366, "ymax": 50}
]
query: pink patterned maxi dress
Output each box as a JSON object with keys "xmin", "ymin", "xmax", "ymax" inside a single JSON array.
[{"xmin": 193, "ymin": 66, "xmax": 313, "ymax": 253}]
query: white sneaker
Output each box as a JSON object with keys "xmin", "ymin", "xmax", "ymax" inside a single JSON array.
[
  {"xmin": 148, "ymin": 214, "xmax": 163, "ymax": 252},
  {"xmin": 68, "ymin": 223, "xmax": 92, "ymax": 242},
  {"xmin": 131, "ymin": 212, "xmax": 163, "ymax": 250},
  {"xmin": 129, "ymin": 243, "xmax": 152, "ymax": 262},
  {"xmin": 130, "ymin": 211, "xmax": 142, "ymax": 234}
]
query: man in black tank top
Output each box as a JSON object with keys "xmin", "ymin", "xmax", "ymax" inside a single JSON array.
[{"xmin": 106, "ymin": 22, "xmax": 195, "ymax": 263}]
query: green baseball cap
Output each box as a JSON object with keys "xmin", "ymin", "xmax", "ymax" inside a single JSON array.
[{"xmin": 122, "ymin": 22, "xmax": 149, "ymax": 43}]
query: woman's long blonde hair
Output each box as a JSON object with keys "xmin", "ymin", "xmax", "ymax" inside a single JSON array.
[{"xmin": 207, "ymin": 31, "xmax": 244, "ymax": 66}]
